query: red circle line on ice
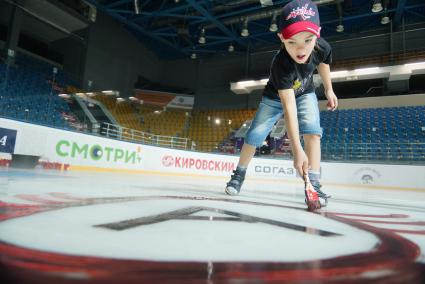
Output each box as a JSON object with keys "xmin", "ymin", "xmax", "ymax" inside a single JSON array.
[{"xmin": 0, "ymin": 193, "xmax": 424, "ymax": 283}]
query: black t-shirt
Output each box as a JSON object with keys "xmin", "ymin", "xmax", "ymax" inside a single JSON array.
[{"xmin": 262, "ymin": 37, "xmax": 332, "ymax": 100}]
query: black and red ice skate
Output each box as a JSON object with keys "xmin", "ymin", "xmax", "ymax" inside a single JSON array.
[{"xmin": 304, "ymin": 174, "xmax": 321, "ymax": 211}]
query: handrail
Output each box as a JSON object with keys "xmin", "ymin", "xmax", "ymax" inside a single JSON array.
[{"xmin": 100, "ymin": 122, "xmax": 190, "ymax": 150}]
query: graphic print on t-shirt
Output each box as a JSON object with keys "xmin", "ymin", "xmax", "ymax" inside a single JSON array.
[
  {"xmin": 292, "ymin": 71, "xmax": 313, "ymax": 96},
  {"xmin": 292, "ymin": 79, "xmax": 302, "ymax": 91}
]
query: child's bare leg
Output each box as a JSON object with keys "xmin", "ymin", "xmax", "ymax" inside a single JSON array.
[
  {"xmin": 237, "ymin": 143, "xmax": 257, "ymax": 167},
  {"xmin": 303, "ymin": 134, "xmax": 321, "ymax": 171}
]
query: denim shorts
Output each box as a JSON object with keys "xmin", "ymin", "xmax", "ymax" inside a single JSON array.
[{"xmin": 245, "ymin": 93, "xmax": 322, "ymax": 147}]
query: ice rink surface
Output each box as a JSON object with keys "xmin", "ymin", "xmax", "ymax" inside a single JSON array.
[{"xmin": 0, "ymin": 168, "xmax": 424, "ymax": 283}]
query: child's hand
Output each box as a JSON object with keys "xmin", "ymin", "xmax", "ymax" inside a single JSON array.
[
  {"xmin": 325, "ymin": 90, "xmax": 338, "ymax": 111},
  {"xmin": 293, "ymin": 149, "xmax": 309, "ymax": 177}
]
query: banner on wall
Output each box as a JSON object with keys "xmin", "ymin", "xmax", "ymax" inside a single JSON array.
[
  {"xmin": 167, "ymin": 96, "xmax": 195, "ymax": 109},
  {"xmin": 0, "ymin": 127, "xmax": 17, "ymax": 154},
  {"xmin": 134, "ymin": 89, "xmax": 194, "ymax": 109}
]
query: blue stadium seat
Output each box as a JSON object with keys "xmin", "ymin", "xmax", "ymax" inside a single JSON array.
[
  {"xmin": 320, "ymin": 105, "xmax": 424, "ymax": 162},
  {"xmin": 1, "ymin": 53, "xmax": 72, "ymax": 127}
]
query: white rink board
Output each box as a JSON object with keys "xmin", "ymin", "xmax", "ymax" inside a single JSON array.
[{"xmin": 1, "ymin": 118, "xmax": 424, "ymax": 189}]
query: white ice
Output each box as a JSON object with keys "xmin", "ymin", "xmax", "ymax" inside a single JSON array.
[{"xmin": 0, "ymin": 168, "xmax": 424, "ymax": 263}]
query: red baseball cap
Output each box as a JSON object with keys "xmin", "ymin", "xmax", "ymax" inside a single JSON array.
[{"xmin": 280, "ymin": 0, "xmax": 321, "ymax": 39}]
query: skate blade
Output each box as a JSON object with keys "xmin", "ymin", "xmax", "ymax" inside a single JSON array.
[
  {"xmin": 307, "ymin": 200, "xmax": 321, "ymax": 212},
  {"xmin": 319, "ymin": 197, "xmax": 328, "ymax": 207}
]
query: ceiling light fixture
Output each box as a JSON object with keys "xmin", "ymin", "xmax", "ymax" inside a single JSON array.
[
  {"xmin": 134, "ymin": 0, "xmax": 140, "ymax": 14},
  {"xmin": 260, "ymin": 0, "xmax": 273, "ymax": 7},
  {"xmin": 269, "ymin": 13, "xmax": 278, "ymax": 32},
  {"xmin": 198, "ymin": 28, "xmax": 206, "ymax": 44},
  {"xmin": 381, "ymin": 0, "xmax": 390, "ymax": 25},
  {"xmin": 335, "ymin": 0, "xmax": 344, "ymax": 33},
  {"xmin": 381, "ymin": 16, "xmax": 390, "ymax": 24},
  {"xmin": 372, "ymin": 0, "xmax": 383, "ymax": 13},
  {"xmin": 228, "ymin": 44, "xmax": 235, "ymax": 52},
  {"xmin": 241, "ymin": 19, "xmax": 249, "ymax": 37}
]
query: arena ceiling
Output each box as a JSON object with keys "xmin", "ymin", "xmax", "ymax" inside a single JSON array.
[{"xmin": 86, "ymin": 0, "xmax": 425, "ymax": 59}]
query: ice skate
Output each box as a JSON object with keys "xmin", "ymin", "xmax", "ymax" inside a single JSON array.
[
  {"xmin": 304, "ymin": 174, "xmax": 321, "ymax": 211},
  {"xmin": 312, "ymin": 182, "xmax": 330, "ymax": 207},
  {"xmin": 225, "ymin": 168, "xmax": 246, "ymax": 196}
]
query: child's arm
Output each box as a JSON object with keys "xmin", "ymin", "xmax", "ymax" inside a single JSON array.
[
  {"xmin": 317, "ymin": 63, "xmax": 338, "ymax": 111},
  {"xmin": 278, "ymin": 89, "xmax": 309, "ymax": 176}
]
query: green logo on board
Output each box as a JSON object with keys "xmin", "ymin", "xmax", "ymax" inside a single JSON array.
[{"xmin": 56, "ymin": 140, "xmax": 141, "ymax": 164}]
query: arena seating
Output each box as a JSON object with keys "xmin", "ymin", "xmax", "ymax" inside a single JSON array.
[
  {"xmin": 1, "ymin": 53, "xmax": 423, "ymax": 162},
  {"xmin": 137, "ymin": 105, "xmax": 187, "ymax": 137},
  {"xmin": 0, "ymin": 53, "xmax": 73, "ymax": 128},
  {"xmin": 92, "ymin": 94, "xmax": 142, "ymax": 131},
  {"xmin": 321, "ymin": 106, "xmax": 425, "ymax": 161},
  {"xmin": 95, "ymin": 97, "xmax": 424, "ymax": 161},
  {"xmin": 189, "ymin": 109, "xmax": 255, "ymax": 152},
  {"xmin": 94, "ymin": 94, "xmax": 188, "ymax": 137}
]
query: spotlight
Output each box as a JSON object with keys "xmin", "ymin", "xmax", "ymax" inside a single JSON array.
[
  {"xmin": 372, "ymin": 0, "xmax": 383, "ymax": 13},
  {"xmin": 241, "ymin": 19, "xmax": 249, "ymax": 37},
  {"xmin": 228, "ymin": 44, "xmax": 235, "ymax": 52},
  {"xmin": 260, "ymin": 0, "xmax": 273, "ymax": 7},
  {"xmin": 269, "ymin": 22, "xmax": 278, "ymax": 32},
  {"xmin": 269, "ymin": 14, "xmax": 278, "ymax": 32},
  {"xmin": 134, "ymin": 0, "xmax": 140, "ymax": 14},
  {"xmin": 381, "ymin": 16, "xmax": 390, "ymax": 25},
  {"xmin": 198, "ymin": 28, "xmax": 206, "ymax": 44},
  {"xmin": 381, "ymin": 0, "xmax": 390, "ymax": 25}
]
